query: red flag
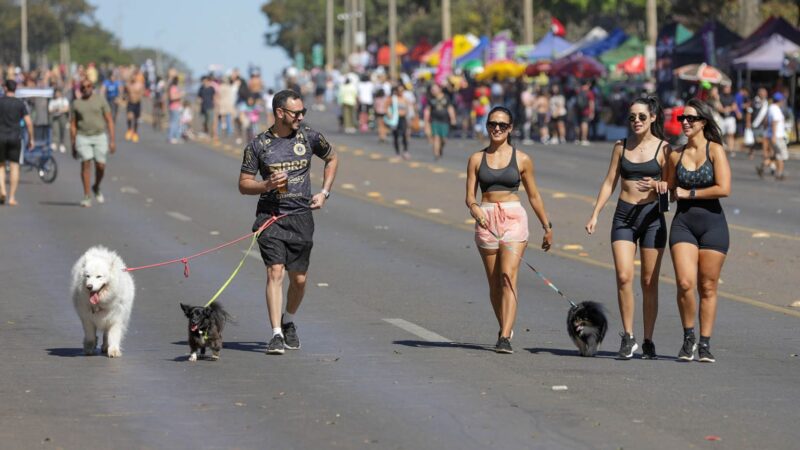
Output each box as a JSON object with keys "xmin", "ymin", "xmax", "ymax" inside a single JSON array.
[{"xmin": 551, "ymin": 17, "xmax": 566, "ymax": 37}]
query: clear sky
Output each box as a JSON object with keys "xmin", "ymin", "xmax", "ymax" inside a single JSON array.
[{"xmin": 90, "ymin": 0, "xmax": 291, "ymax": 87}]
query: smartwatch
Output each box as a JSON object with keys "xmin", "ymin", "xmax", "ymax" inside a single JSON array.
[
  {"xmin": 689, "ymin": 188, "xmax": 696, "ymax": 199},
  {"xmin": 321, "ymin": 189, "xmax": 331, "ymax": 199}
]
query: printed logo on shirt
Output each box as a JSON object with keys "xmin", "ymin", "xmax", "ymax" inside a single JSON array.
[
  {"xmin": 293, "ymin": 143, "xmax": 307, "ymax": 156},
  {"xmin": 268, "ymin": 159, "xmax": 309, "ymax": 173}
]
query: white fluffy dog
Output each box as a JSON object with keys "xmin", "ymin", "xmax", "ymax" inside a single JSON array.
[{"xmin": 70, "ymin": 246, "xmax": 135, "ymax": 357}]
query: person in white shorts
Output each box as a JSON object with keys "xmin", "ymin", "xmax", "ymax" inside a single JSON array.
[{"xmin": 71, "ymin": 79, "xmax": 116, "ymax": 207}]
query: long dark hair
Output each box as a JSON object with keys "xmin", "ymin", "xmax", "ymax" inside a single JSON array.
[
  {"xmin": 487, "ymin": 106, "xmax": 514, "ymax": 144},
  {"xmin": 686, "ymin": 98, "xmax": 723, "ymax": 145},
  {"xmin": 630, "ymin": 96, "xmax": 666, "ymax": 141}
]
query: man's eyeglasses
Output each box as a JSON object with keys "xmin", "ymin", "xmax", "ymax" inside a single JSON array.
[
  {"xmin": 486, "ymin": 121, "xmax": 511, "ymax": 131},
  {"xmin": 677, "ymin": 114, "xmax": 702, "ymax": 124},
  {"xmin": 281, "ymin": 107, "xmax": 307, "ymax": 118},
  {"xmin": 628, "ymin": 113, "xmax": 649, "ymax": 123}
]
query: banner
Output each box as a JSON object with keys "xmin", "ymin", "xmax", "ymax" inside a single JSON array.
[{"xmin": 435, "ymin": 39, "xmax": 454, "ymax": 86}]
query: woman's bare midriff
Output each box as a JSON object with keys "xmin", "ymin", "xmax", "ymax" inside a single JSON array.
[
  {"xmin": 619, "ymin": 180, "xmax": 658, "ymax": 205},
  {"xmin": 481, "ymin": 192, "xmax": 520, "ymax": 204}
]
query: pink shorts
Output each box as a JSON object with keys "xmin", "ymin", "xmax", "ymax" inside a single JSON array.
[{"xmin": 474, "ymin": 202, "xmax": 529, "ymax": 249}]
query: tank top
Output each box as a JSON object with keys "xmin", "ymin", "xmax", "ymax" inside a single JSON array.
[
  {"xmin": 676, "ymin": 141, "xmax": 715, "ymax": 189},
  {"xmin": 478, "ymin": 147, "xmax": 521, "ymax": 193},
  {"xmin": 619, "ymin": 138, "xmax": 663, "ymax": 181}
]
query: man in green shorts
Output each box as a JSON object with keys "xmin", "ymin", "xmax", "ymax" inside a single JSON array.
[
  {"xmin": 71, "ymin": 79, "xmax": 116, "ymax": 207},
  {"xmin": 424, "ymin": 83, "xmax": 456, "ymax": 161}
]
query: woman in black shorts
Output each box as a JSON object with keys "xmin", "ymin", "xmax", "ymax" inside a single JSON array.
[
  {"xmin": 586, "ymin": 96, "xmax": 670, "ymax": 359},
  {"xmin": 666, "ymin": 99, "xmax": 730, "ymax": 363}
]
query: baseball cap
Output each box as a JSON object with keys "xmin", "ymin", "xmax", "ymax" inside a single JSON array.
[{"xmin": 773, "ymin": 92, "xmax": 785, "ymax": 101}]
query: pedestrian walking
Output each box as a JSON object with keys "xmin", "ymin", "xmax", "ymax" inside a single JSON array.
[
  {"xmin": 667, "ymin": 99, "xmax": 731, "ymax": 363},
  {"xmin": 124, "ymin": 71, "xmax": 145, "ymax": 143},
  {"xmin": 49, "ymin": 88, "xmax": 70, "ymax": 153},
  {"xmin": 197, "ymin": 75, "xmax": 217, "ymax": 139},
  {"xmin": 757, "ymin": 92, "xmax": 789, "ymax": 181},
  {"xmin": 576, "ymin": 81, "xmax": 595, "ymax": 146},
  {"xmin": 70, "ymin": 78, "xmax": 116, "ymax": 208},
  {"xmin": 423, "ymin": 83, "xmax": 456, "ymax": 161},
  {"xmin": 465, "ymin": 106, "xmax": 553, "ymax": 354},
  {"xmin": 166, "ymin": 77, "xmax": 183, "ymax": 144},
  {"xmin": 585, "ymin": 96, "xmax": 670, "ymax": 359},
  {"xmin": 549, "ymin": 84, "xmax": 566, "ymax": 144},
  {"xmin": 385, "ymin": 85, "xmax": 409, "ymax": 159},
  {"xmin": 0, "ymin": 79, "xmax": 34, "ymax": 206},
  {"xmin": 101, "ymin": 72, "xmax": 123, "ymax": 123},
  {"xmin": 338, "ymin": 77, "xmax": 357, "ymax": 134},
  {"xmin": 238, "ymin": 89, "xmax": 339, "ymax": 355}
]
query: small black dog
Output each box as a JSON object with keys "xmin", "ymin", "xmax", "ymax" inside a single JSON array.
[
  {"xmin": 566, "ymin": 301, "xmax": 608, "ymax": 357},
  {"xmin": 180, "ymin": 302, "xmax": 232, "ymax": 362}
]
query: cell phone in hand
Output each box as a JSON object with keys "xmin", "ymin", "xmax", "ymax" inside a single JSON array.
[{"xmin": 658, "ymin": 191, "xmax": 669, "ymax": 213}]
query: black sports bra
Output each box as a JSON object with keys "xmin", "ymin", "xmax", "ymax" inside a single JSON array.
[
  {"xmin": 676, "ymin": 141, "xmax": 715, "ymax": 189},
  {"xmin": 619, "ymin": 138, "xmax": 663, "ymax": 181},
  {"xmin": 478, "ymin": 147, "xmax": 521, "ymax": 193}
]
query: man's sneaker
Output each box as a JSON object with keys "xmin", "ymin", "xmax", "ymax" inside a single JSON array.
[
  {"xmin": 92, "ymin": 186, "xmax": 105, "ymax": 204},
  {"xmin": 80, "ymin": 196, "xmax": 92, "ymax": 208},
  {"xmin": 642, "ymin": 339, "xmax": 657, "ymax": 359},
  {"xmin": 282, "ymin": 320, "xmax": 301, "ymax": 350},
  {"xmin": 698, "ymin": 343, "xmax": 716, "ymax": 363},
  {"xmin": 756, "ymin": 165, "xmax": 764, "ymax": 178},
  {"xmin": 125, "ymin": 129, "xmax": 133, "ymax": 141},
  {"xmin": 266, "ymin": 334, "xmax": 285, "ymax": 355},
  {"xmin": 678, "ymin": 335, "xmax": 697, "ymax": 361},
  {"xmin": 132, "ymin": 132, "xmax": 140, "ymax": 143},
  {"xmin": 618, "ymin": 333, "xmax": 638, "ymax": 359},
  {"xmin": 495, "ymin": 337, "xmax": 513, "ymax": 354}
]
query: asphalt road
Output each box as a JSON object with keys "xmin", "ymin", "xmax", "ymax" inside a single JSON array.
[{"xmin": 0, "ymin": 110, "xmax": 798, "ymax": 450}]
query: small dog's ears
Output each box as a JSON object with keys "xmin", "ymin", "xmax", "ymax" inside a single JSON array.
[{"xmin": 180, "ymin": 303, "xmax": 192, "ymax": 315}]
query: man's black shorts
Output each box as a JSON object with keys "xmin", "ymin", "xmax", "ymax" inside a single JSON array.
[
  {"xmin": 127, "ymin": 101, "xmax": 141, "ymax": 119},
  {"xmin": 255, "ymin": 212, "xmax": 314, "ymax": 272},
  {"xmin": 0, "ymin": 137, "xmax": 21, "ymax": 163}
]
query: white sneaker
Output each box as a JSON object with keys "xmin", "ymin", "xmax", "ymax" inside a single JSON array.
[
  {"xmin": 59, "ymin": 144, "xmax": 66, "ymax": 153},
  {"xmin": 80, "ymin": 196, "xmax": 92, "ymax": 208}
]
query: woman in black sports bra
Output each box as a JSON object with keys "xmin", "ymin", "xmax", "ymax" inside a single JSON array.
[
  {"xmin": 666, "ymin": 99, "xmax": 731, "ymax": 363},
  {"xmin": 585, "ymin": 96, "xmax": 670, "ymax": 360},
  {"xmin": 465, "ymin": 106, "xmax": 553, "ymax": 354}
]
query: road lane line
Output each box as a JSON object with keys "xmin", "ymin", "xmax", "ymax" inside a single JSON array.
[
  {"xmin": 383, "ymin": 318, "xmax": 451, "ymax": 342},
  {"xmin": 166, "ymin": 211, "xmax": 192, "ymax": 222}
]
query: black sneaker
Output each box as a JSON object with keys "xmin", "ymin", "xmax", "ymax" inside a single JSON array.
[
  {"xmin": 282, "ymin": 321, "xmax": 301, "ymax": 350},
  {"xmin": 266, "ymin": 334, "xmax": 285, "ymax": 355},
  {"xmin": 618, "ymin": 333, "xmax": 638, "ymax": 359},
  {"xmin": 698, "ymin": 343, "xmax": 715, "ymax": 363},
  {"xmin": 642, "ymin": 339, "xmax": 657, "ymax": 359},
  {"xmin": 495, "ymin": 337, "xmax": 513, "ymax": 354},
  {"xmin": 678, "ymin": 335, "xmax": 697, "ymax": 361},
  {"xmin": 756, "ymin": 165, "xmax": 764, "ymax": 178}
]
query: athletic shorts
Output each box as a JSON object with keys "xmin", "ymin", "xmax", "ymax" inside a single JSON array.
[
  {"xmin": 474, "ymin": 202, "xmax": 529, "ymax": 250},
  {"xmin": 75, "ymin": 133, "xmax": 109, "ymax": 163},
  {"xmin": 431, "ymin": 121, "xmax": 450, "ymax": 138},
  {"xmin": 0, "ymin": 137, "xmax": 21, "ymax": 163},
  {"xmin": 771, "ymin": 139, "xmax": 789, "ymax": 161},
  {"xmin": 669, "ymin": 199, "xmax": 729, "ymax": 254},
  {"xmin": 255, "ymin": 212, "xmax": 315, "ymax": 272},
  {"xmin": 127, "ymin": 101, "xmax": 141, "ymax": 119},
  {"xmin": 611, "ymin": 199, "xmax": 667, "ymax": 248},
  {"xmin": 721, "ymin": 116, "xmax": 736, "ymax": 135}
]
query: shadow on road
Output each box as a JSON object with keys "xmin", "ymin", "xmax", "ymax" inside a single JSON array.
[
  {"xmin": 527, "ymin": 346, "xmax": 681, "ymax": 361},
  {"xmin": 39, "ymin": 201, "xmax": 81, "ymax": 207},
  {"xmin": 392, "ymin": 339, "xmax": 492, "ymax": 352},
  {"xmin": 171, "ymin": 340, "xmax": 266, "ymax": 354},
  {"xmin": 46, "ymin": 347, "xmax": 84, "ymax": 357}
]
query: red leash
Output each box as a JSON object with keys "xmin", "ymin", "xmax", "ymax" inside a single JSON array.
[{"xmin": 124, "ymin": 214, "xmax": 285, "ymax": 277}]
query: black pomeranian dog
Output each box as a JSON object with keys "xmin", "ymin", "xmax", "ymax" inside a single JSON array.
[
  {"xmin": 180, "ymin": 302, "xmax": 232, "ymax": 362},
  {"xmin": 566, "ymin": 301, "xmax": 608, "ymax": 357}
]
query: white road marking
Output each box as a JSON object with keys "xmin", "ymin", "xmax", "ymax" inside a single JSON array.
[
  {"xmin": 383, "ymin": 318, "xmax": 451, "ymax": 342},
  {"xmin": 120, "ymin": 186, "xmax": 139, "ymax": 194},
  {"xmin": 166, "ymin": 211, "xmax": 192, "ymax": 222},
  {"xmin": 426, "ymin": 208, "xmax": 442, "ymax": 214}
]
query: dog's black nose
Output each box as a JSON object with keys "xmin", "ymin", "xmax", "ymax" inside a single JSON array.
[{"xmin": 87, "ymin": 284, "xmax": 94, "ymax": 291}]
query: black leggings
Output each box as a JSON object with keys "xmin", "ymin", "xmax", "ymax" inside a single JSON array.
[
  {"xmin": 669, "ymin": 199, "xmax": 729, "ymax": 254},
  {"xmin": 393, "ymin": 117, "xmax": 407, "ymax": 154}
]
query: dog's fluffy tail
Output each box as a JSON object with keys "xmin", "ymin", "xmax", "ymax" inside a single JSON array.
[{"xmin": 209, "ymin": 302, "xmax": 236, "ymax": 325}]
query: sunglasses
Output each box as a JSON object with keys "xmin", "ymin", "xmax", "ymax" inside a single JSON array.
[
  {"xmin": 628, "ymin": 113, "xmax": 649, "ymax": 123},
  {"xmin": 677, "ymin": 114, "xmax": 703, "ymax": 124},
  {"xmin": 281, "ymin": 107, "xmax": 307, "ymax": 118},
  {"xmin": 486, "ymin": 121, "xmax": 511, "ymax": 131}
]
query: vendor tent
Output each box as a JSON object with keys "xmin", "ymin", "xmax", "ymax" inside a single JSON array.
[
  {"xmin": 733, "ymin": 34, "xmax": 800, "ymax": 71},
  {"xmin": 577, "ymin": 28, "xmax": 627, "ymax": 58},
  {"xmin": 673, "ymin": 20, "xmax": 741, "ymax": 67},
  {"xmin": 556, "ymin": 27, "xmax": 608, "ymax": 59},
  {"xmin": 600, "ymin": 36, "xmax": 645, "ymax": 68},
  {"xmin": 732, "ymin": 16, "xmax": 800, "ymax": 56},
  {"xmin": 456, "ymin": 36, "xmax": 489, "ymax": 66},
  {"xmin": 527, "ymin": 32, "xmax": 572, "ymax": 61}
]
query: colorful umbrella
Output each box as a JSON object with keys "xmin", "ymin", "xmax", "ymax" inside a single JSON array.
[
  {"xmin": 551, "ymin": 55, "xmax": 606, "ymax": 79},
  {"xmin": 475, "ymin": 60, "xmax": 525, "ymax": 81},
  {"xmin": 674, "ymin": 63, "xmax": 731, "ymax": 86},
  {"xmin": 525, "ymin": 61, "xmax": 552, "ymax": 76}
]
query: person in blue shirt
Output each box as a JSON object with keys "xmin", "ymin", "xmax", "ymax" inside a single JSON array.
[{"xmin": 101, "ymin": 72, "xmax": 123, "ymax": 124}]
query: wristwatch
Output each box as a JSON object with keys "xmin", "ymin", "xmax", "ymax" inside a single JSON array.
[
  {"xmin": 321, "ymin": 189, "xmax": 331, "ymax": 199},
  {"xmin": 543, "ymin": 221, "xmax": 553, "ymax": 230},
  {"xmin": 689, "ymin": 188, "xmax": 696, "ymax": 198}
]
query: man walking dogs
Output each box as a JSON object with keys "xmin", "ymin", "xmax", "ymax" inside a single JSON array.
[
  {"xmin": 239, "ymin": 89, "xmax": 339, "ymax": 355},
  {"xmin": 71, "ymin": 79, "xmax": 116, "ymax": 207}
]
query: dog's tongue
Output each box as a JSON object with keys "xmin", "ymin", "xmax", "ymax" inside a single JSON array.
[
  {"xmin": 191, "ymin": 324, "xmax": 198, "ymax": 332},
  {"xmin": 89, "ymin": 292, "xmax": 100, "ymax": 305}
]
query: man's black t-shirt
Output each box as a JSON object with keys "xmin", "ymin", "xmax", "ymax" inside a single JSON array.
[
  {"xmin": 720, "ymin": 93, "xmax": 736, "ymax": 118},
  {"xmin": 0, "ymin": 97, "xmax": 29, "ymax": 140},
  {"xmin": 428, "ymin": 96, "xmax": 451, "ymax": 123},
  {"xmin": 197, "ymin": 85, "xmax": 216, "ymax": 112},
  {"xmin": 241, "ymin": 125, "xmax": 332, "ymax": 217}
]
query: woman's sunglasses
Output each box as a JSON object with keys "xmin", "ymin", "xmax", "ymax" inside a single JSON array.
[
  {"xmin": 628, "ymin": 113, "xmax": 649, "ymax": 123},
  {"xmin": 677, "ymin": 114, "xmax": 703, "ymax": 124},
  {"xmin": 486, "ymin": 121, "xmax": 511, "ymax": 131}
]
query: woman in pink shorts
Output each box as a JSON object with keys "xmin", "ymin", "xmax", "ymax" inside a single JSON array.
[{"xmin": 465, "ymin": 106, "xmax": 553, "ymax": 354}]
